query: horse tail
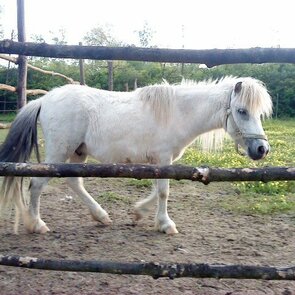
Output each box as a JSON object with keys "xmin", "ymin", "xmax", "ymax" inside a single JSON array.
[{"xmin": 0, "ymin": 98, "xmax": 42, "ymax": 232}]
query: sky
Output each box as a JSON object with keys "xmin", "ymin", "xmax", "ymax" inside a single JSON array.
[{"xmin": 0, "ymin": 0, "xmax": 295, "ymax": 49}]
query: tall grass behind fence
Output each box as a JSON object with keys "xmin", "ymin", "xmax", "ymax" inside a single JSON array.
[{"xmin": 180, "ymin": 119, "xmax": 295, "ymax": 214}]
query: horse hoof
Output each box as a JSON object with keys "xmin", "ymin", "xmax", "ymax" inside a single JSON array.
[
  {"xmin": 90, "ymin": 209, "xmax": 112, "ymax": 225},
  {"xmin": 99, "ymin": 215, "xmax": 112, "ymax": 225},
  {"xmin": 26, "ymin": 223, "xmax": 50, "ymax": 234},
  {"xmin": 37, "ymin": 224, "xmax": 50, "ymax": 234},
  {"xmin": 155, "ymin": 221, "xmax": 179, "ymax": 235},
  {"xmin": 24, "ymin": 215, "xmax": 50, "ymax": 234},
  {"xmin": 165, "ymin": 226, "xmax": 179, "ymax": 235},
  {"xmin": 134, "ymin": 206, "xmax": 150, "ymax": 222}
]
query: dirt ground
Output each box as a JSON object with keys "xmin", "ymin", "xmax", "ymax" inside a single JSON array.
[{"xmin": 0, "ymin": 177, "xmax": 295, "ymax": 295}]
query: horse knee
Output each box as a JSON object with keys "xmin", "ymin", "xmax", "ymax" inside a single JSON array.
[
  {"xmin": 66, "ymin": 177, "xmax": 83, "ymax": 190},
  {"xmin": 29, "ymin": 177, "xmax": 50, "ymax": 193}
]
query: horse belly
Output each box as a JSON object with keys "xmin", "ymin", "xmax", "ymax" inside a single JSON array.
[{"xmin": 89, "ymin": 141, "xmax": 153, "ymax": 164}]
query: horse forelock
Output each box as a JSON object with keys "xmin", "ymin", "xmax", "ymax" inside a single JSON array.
[
  {"xmin": 181, "ymin": 76, "xmax": 273, "ymax": 118},
  {"xmin": 137, "ymin": 84, "xmax": 176, "ymax": 123},
  {"xmin": 235, "ymin": 78, "xmax": 273, "ymax": 118}
]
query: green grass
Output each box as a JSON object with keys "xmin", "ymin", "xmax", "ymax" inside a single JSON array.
[
  {"xmin": 0, "ymin": 128, "xmax": 9, "ymax": 143},
  {"xmin": 0, "ymin": 112, "xmax": 16, "ymax": 123},
  {"xmin": 220, "ymin": 193, "xmax": 295, "ymax": 215},
  {"xmin": 179, "ymin": 119, "xmax": 295, "ymax": 214},
  {"xmin": 127, "ymin": 179, "xmax": 152, "ymax": 188},
  {"xmin": 96, "ymin": 191, "xmax": 130, "ymax": 204}
]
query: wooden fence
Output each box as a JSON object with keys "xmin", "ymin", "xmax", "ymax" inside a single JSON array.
[
  {"xmin": 1, "ymin": 40, "xmax": 295, "ymax": 66},
  {"xmin": 0, "ymin": 163, "xmax": 294, "ymax": 183},
  {"xmin": 1, "ymin": 33, "xmax": 295, "ymax": 281},
  {"xmin": 1, "ymin": 255, "xmax": 295, "ymax": 280}
]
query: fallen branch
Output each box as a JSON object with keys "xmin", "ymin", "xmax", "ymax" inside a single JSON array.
[
  {"xmin": 0, "ymin": 83, "xmax": 47, "ymax": 96},
  {"xmin": 0, "ymin": 255, "xmax": 294, "ymax": 280},
  {"xmin": 0, "ymin": 123, "xmax": 11, "ymax": 129},
  {"xmin": 0, "ymin": 163, "xmax": 294, "ymax": 183},
  {"xmin": 0, "ymin": 83, "xmax": 15, "ymax": 92},
  {"xmin": 0, "ymin": 54, "xmax": 78, "ymax": 84}
]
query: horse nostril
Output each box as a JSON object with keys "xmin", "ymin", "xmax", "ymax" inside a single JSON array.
[{"xmin": 257, "ymin": 145, "xmax": 266, "ymax": 155}]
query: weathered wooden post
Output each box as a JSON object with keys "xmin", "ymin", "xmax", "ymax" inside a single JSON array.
[
  {"xmin": 16, "ymin": 0, "xmax": 27, "ymax": 109},
  {"xmin": 78, "ymin": 42, "xmax": 85, "ymax": 85},
  {"xmin": 107, "ymin": 60, "xmax": 113, "ymax": 91}
]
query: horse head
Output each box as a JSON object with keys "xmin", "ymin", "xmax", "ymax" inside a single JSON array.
[{"xmin": 225, "ymin": 78, "xmax": 273, "ymax": 160}]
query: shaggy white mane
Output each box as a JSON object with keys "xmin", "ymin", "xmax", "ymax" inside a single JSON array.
[
  {"xmin": 137, "ymin": 76, "xmax": 272, "ymax": 122},
  {"xmin": 137, "ymin": 82, "xmax": 176, "ymax": 123},
  {"xmin": 136, "ymin": 76, "xmax": 273, "ymax": 151}
]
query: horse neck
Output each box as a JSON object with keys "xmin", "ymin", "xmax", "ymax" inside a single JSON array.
[{"xmin": 174, "ymin": 86, "xmax": 228, "ymax": 140}]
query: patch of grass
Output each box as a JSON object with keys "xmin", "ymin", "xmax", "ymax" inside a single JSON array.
[
  {"xmin": 96, "ymin": 191, "xmax": 129, "ymax": 204},
  {"xmin": 179, "ymin": 119, "xmax": 295, "ymax": 214},
  {"xmin": 221, "ymin": 193, "xmax": 295, "ymax": 215},
  {"xmin": 0, "ymin": 112, "xmax": 16, "ymax": 123},
  {"xmin": 0, "ymin": 128, "xmax": 9, "ymax": 143},
  {"xmin": 127, "ymin": 179, "xmax": 152, "ymax": 188}
]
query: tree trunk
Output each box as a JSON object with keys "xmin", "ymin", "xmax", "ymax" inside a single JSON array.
[
  {"xmin": 108, "ymin": 60, "xmax": 113, "ymax": 91},
  {"xmin": 79, "ymin": 42, "xmax": 85, "ymax": 85},
  {"xmin": 16, "ymin": 0, "xmax": 27, "ymax": 109}
]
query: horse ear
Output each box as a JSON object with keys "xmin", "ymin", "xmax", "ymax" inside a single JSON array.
[{"xmin": 234, "ymin": 81, "xmax": 242, "ymax": 94}]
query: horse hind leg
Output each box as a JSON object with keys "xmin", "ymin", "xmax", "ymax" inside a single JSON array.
[
  {"xmin": 134, "ymin": 180, "xmax": 157, "ymax": 221},
  {"xmin": 24, "ymin": 151, "xmax": 68, "ymax": 234},
  {"xmin": 66, "ymin": 151, "xmax": 112, "ymax": 225},
  {"xmin": 23, "ymin": 176, "xmax": 51, "ymax": 234}
]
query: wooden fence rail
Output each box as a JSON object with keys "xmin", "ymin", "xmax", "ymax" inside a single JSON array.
[
  {"xmin": 0, "ymin": 163, "xmax": 294, "ymax": 183},
  {"xmin": 1, "ymin": 255, "xmax": 295, "ymax": 280},
  {"xmin": 2, "ymin": 40, "xmax": 295, "ymax": 67}
]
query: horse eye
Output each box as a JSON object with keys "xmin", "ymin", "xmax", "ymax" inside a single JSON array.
[{"xmin": 237, "ymin": 108, "xmax": 247, "ymax": 116}]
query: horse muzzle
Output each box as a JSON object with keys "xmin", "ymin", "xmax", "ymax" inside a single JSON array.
[{"xmin": 246, "ymin": 138, "xmax": 270, "ymax": 160}]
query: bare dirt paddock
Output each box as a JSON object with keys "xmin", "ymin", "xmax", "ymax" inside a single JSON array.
[{"xmin": 0, "ymin": 177, "xmax": 295, "ymax": 295}]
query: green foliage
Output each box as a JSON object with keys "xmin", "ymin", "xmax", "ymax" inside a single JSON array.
[
  {"xmin": 83, "ymin": 24, "xmax": 121, "ymax": 46},
  {"xmin": 135, "ymin": 21, "xmax": 155, "ymax": 47},
  {"xmin": 1, "ymin": 24, "xmax": 295, "ymax": 116},
  {"xmin": 22, "ymin": 62, "xmax": 295, "ymax": 117},
  {"xmin": 0, "ymin": 5, "xmax": 3, "ymax": 39},
  {"xmin": 0, "ymin": 112, "xmax": 16, "ymax": 122}
]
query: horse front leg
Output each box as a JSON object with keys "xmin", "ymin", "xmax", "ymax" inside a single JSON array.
[
  {"xmin": 155, "ymin": 179, "xmax": 178, "ymax": 234},
  {"xmin": 67, "ymin": 152, "xmax": 111, "ymax": 225},
  {"xmin": 66, "ymin": 177, "xmax": 112, "ymax": 225}
]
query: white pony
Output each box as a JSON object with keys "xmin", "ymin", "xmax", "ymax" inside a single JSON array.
[{"xmin": 0, "ymin": 77, "xmax": 272, "ymax": 234}]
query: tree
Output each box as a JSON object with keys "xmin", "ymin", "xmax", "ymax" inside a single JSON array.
[
  {"xmin": 84, "ymin": 24, "xmax": 120, "ymax": 47},
  {"xmin": 50, "ymin": 28, "xmax": 68, "ymax": 45},
  {"xmin": 84, "ymin": 24, "xmax": 122, "ymax": 90},
  {"xmin": 135, "ymin": 21, "xmax": 155, "ymax": 48},
  {"xmin": 0, "ymin": 5, "xmax": 3, "ymax": 39}
]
